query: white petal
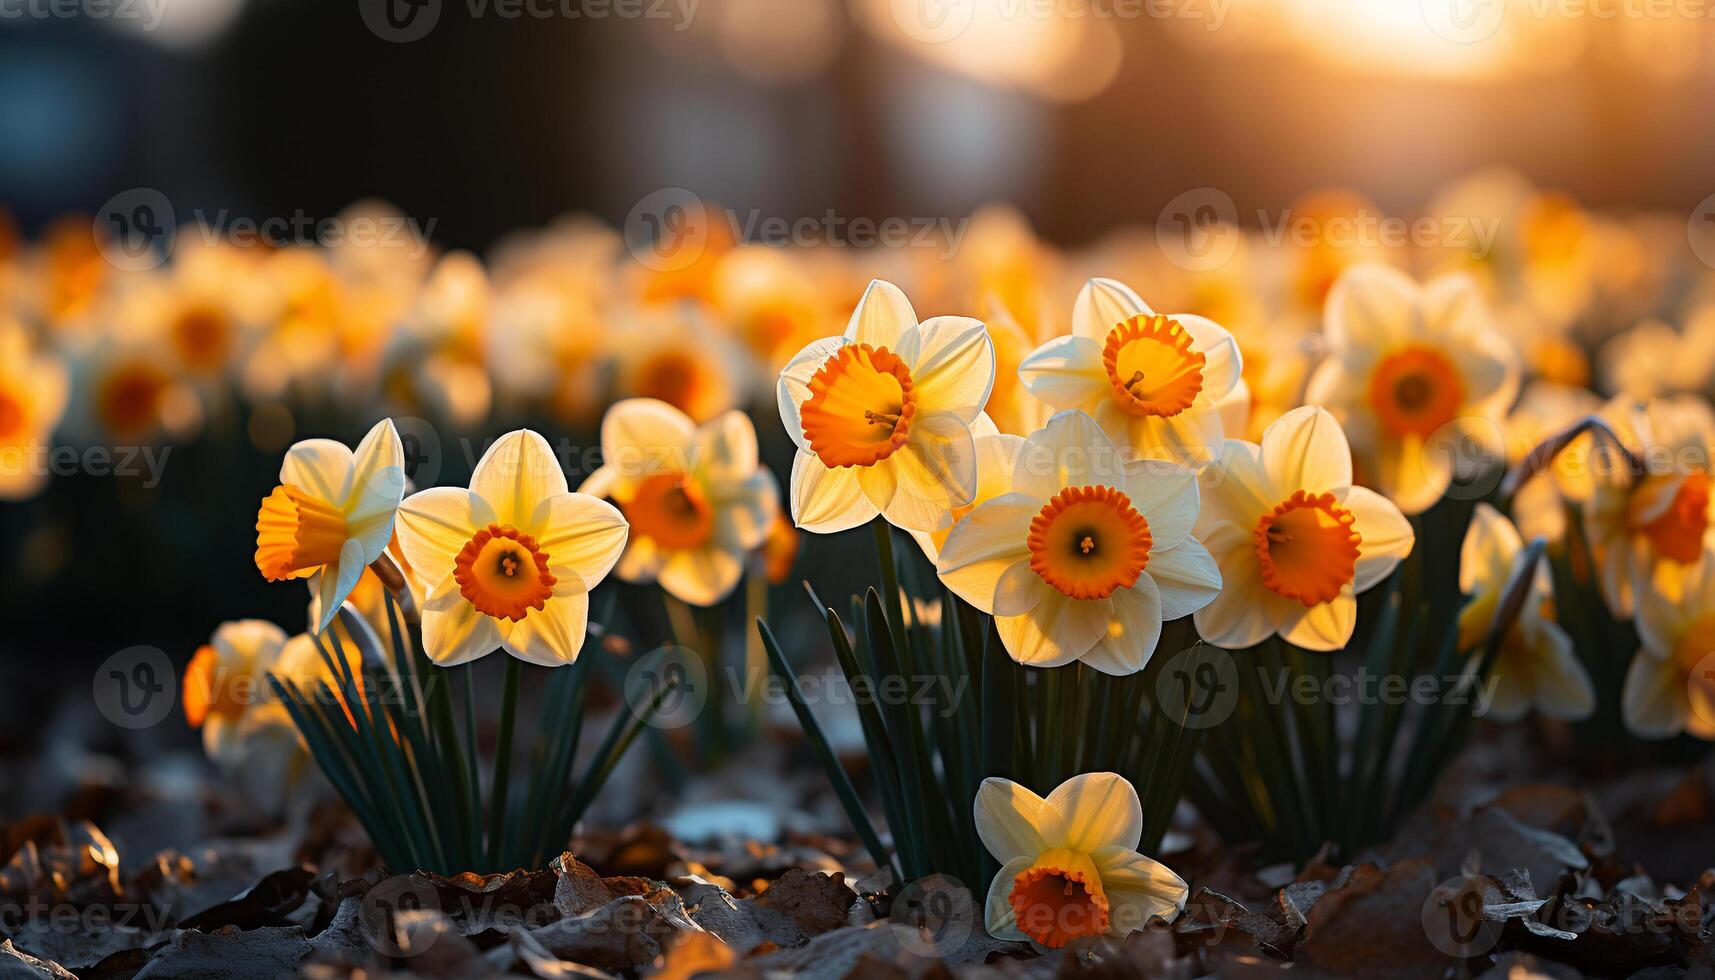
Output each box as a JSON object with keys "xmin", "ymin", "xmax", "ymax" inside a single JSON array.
[
  {"xmin": 790, "ymin": 450, "xmax": 878, "ymax": 533},
  {"xmin": 1045, "ymin": 772, "xmax": 1143, "ymax": 852},
  {"xmin": 1324, "ymin": 263, "xmax": 1419, "ymax": 352},
  {"xmin": 1072, "ymin": 278, "xmax": 1151, "ymax": 342},
  {"xmin": 1195, "ymin": 439, "xmax": 1276, "ymax": 537},
  {"xmin": 313, "ymin": 540, "xmax": 368, "ymax": 633},
  {"xmin": 1336, "ymin": 485, "xmax": 1416, "ymax": 592},
  {"xmin": 657, "ymin": 546, "xmax": 743, "ymax": 607},
  {"xmin": 529, "ymin": 492, "xmax": 629, "ymax": 590},
  {"xmin": 1018, "ymin": 335, "xmax": 1106, "ymax": 410},
  {"xmin": 1192, "ymin": 527, "xmax": 1283, "ymax": 650},
  {"xmin": 602, "ymin": 398, "xmax": 696, "ymax": 482},
  {"xmin": 873, "ymin": 413, "xmax": 978, "ymax": 532},
  {"xmin": 973, "ymin": 777, "xmax": 1052, "ymax": 863},
  {"xmin": 984, "ymin": 857, "xmax": 1032, "ymax": 942},
  {"xmin": 1122, "ymin": 458, "xmax": 1199, "ymax": 550},
  {"xmin": 1147, "ymin": 540, "xmax": 1223, "ymax": 621},
  {"xmin": 1174, "ymin": 313, "xmax": 1243, "ymax": 400},
  {"xmin": 711, "ymin": 471, "xmax": 779, "ymax": 551},
  {"xmin": 503, "ymin": 593, "xmax": 589, "ymax": 667},
  {"xmin": 1261, "ymin": 406, "xmax": 1353, "ymax": 495},
  {"xmin": 1533, "ymin": 623, "xmax": 1595, "ymax": 721},
  {"xmin": 1622, "ymin": 646, "xmax": 1687, "ymax": 739},
  {"xmin": 1012, "ymin": 410, "xmax": 1129, "ymax": 500},
  {"xmin": 912, "ymin": 316, "xmax": 995, "ymax": 422},
  {"xmin": 935, "ymin": 492, "xmax": 1039, "ymax": 611},
  {"xmin": 995, "ymin": 581, "xmax": 1110, "ymax": 668},
  {"xmin": 470, "ymin": 429, "xmax": 569, "ymax": 527},
  {"xmin": 1092, "ymin": 845, "xmax": 1189, "ymax": 934},
  {"xmin": 1278, "ymin": 589, "xmax": 1358, "ymax": 652},
  {"xmin": 281, "ymin": 438, "xmax": 354, "ymax": 502},
  {"xmin": 691, "ymin": 410, "xmax": 760, "ymax": 485},
  {"xmin": 1081, "ymin": 577, "xmax": 1164, "ymax": 676},
  {"xmin": 845, "ymin": 279, "xmax": 918, "ymax": 351},
  {"xmin": 777, "ymin": 336, "xmax": 846, "ymax": 452},
  {"xmin": 421, "ymin": 601, "xmax": 503, "ymax": 666},
  {"xmin": 396, "ymin": 488, "xmax": 491, "ymax": 596}
]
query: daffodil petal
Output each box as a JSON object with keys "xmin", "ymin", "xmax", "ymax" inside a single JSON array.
[
  {"xmin": 530, "ymin": 492, "xmax": 629, "ymax": 590},
  {"xmin": 503, "ymin": 593, "xmax": 589, "ymax": 666},
  {"xmin": 281, "ymin": 438, "xmax": 354, "ymax": 502},
  {"xmin": 876, "ymin": 414, "xmax": 978, "ymax": 532},
  {"xmin": 397, "ymin": 488, "xmax": 493, "ymax": 597},
  {"xmin": 937, "ymin": 492, "xmax": 1039, "ymax": 611},
  {"xmin": 1146, "ymin": 540, "xmax": 1223, "ymax": 621},
  {"xmin": 1278, "ymin": 588, "xmax": 1358, "ymax": 652},
  {"xmin": 421, "ymin": 601, "xmax": 503, "ymax": 666},
  {"xmin": 470, "ymin": 429, "xmax": 569, "ymax": 528},
  {"xmin": 1012, "ymin": 410, "xmax": 1129, "ymax": 500},
  {"xmin": 789, "ymin": 450, "xmax": 878, "ymax": 533},
  {"xmin": 913, "ymin": 316, "xmax": 995, "ymax": 423},
  {"xmin": 1622, "ymin": 646, "xmax": 1686, "ymax": 739},
  {"xmin": 845, "ymin": 279, "xmax": 918, "ymax": 351},
  {"xmin": 1325, "ymin": 263, "xmax": 1419, "ymax": 352},
  {"xmin": 1045, "ymin": 772, "xmax": 1143, "ymax": 853},
  {"xmin": 984, "ymin": 857, "xmax": 1033, "ymax": 942},
  {"xmin": 996, "ymin": 583, "xmax": 1109, "ymax": 668},
  {"xmin": 1261, "ymin": 406, "xmax": 1353, "ymax": 495},
  {"xmin": 1081, "ymin": 577, "xmax": 1163, "ymax": 676},
  {"xmin": 1091, "ymin": 845, "xmax": 1189, "ymax": 934},
  {"xmin": 1121, "ymin": 458, "xmax": 1198, "ymax": 550},
  {"xmin": 973, "ymin": 777, "xmax": 1052, "ymax": 862},
  {"xmin": 1335, "ymin": 485, "xmax": 1416, "ymax": 592},
  {"xmin": 692, "ymin": 409, "xmax": 760, "ymax": 485},
  {"xmin": 778, "ymin": 336, "xmax": 847, "ymax": 452},
  {"xmin": 657, "ymin": 546, "xmax": 743, "ymax": 607},
  {"xmin": 602, "ymin": 398, "xmax": 696, "ymax": 482},
  {"xmin": 1072, "ymin": 277, "xmax": 1151, "ymax": 342},
  {"xmin": 1017, "ymin": 335, "xmax": 1106, "ymax": 410}
]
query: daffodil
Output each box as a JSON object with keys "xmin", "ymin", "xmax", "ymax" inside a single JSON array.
[
  {"xmin": 395, "ymin": 429, "xmax": 628, "ymax": 666},
  {"xmin": 1193, "ymin": 406, "xmax": 1415, "ymax": 651},
  {"xmin": 975, "ymin": 772, "xmax": 1188, "ymax": 949},
  {"xmin": 184, "ymin": 619, "xmax": 291, "ymax": 766},
  {"xmin": 1458, "ymin": 503, "xmax": 1593, "ymax": 721},
  {"xmin": 1305, "ymin": 264, "xmax": 1520, "ymax": 515},
  {"xmin": 0, "ymin": 319, "xmax": 69, "ymax": 500},
  {"xmin": 255, "ymin": 419, "xmax": 405, "ymax": 631},
  {"xmin": 615, "ymin": 307, "xmax": 751, "ymax": 424},
  {"xmin": 778, "ymin": 279, "xmax": 995, "ymax": 533},
  {"xmin": 1622, "ymin": 547, "xmax": 1715, "ymax": 740},
  {"xmin": 1582, "ymin": 395, "xmax": 1715, "ymax": 618},
  {"xmin": 1017, "ymin": 277, "xmax": 1242, "ymax": 466},
  {"xmin": 937, "ymin": 412, "xmax": 1220, "ymax": 674},
  {"xmin": 579, "ymin": 398, "xmax": 778, "ymax": 607},
  {"xmin": 908, "ymin": 415, "xmax": 1023, "ymax": 564}
]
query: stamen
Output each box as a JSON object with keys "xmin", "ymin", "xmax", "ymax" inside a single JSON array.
[
  {"xmin": 1079, "ymin": 536, "xmax": 1096, "ymax": 554},
  {"xmin": 864, "ymin": 410, "xmax": 901, "ymax": 427}
]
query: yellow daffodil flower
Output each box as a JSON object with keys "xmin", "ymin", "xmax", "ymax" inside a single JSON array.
[
  {"xmin": 1582, "ymin": 395, "xmax": 1715, "ymax": 618},
  {"xmin": 395, "ymin": 429, "xmax": 628, "ymax": 666},
  {"xmin": 254, "ymin": 418, "xmax": 406, "ymax": 632},
  {"xmin": 1623, "ymin": 547, "xmax": 1715, "ymax": 740},
  {"xmin": 579, "ymin": 398, "xmax": 779, "ymax": 607},
  {"xmin": 184, "ymin": 619, "xmax": 291, "ymax": 766},
  {"xmin": 908, "ymin": 415, "xmax": 1023, "ymax": 564},
  {"xmin": 975, "ymin": 772, "xmax": 1188, "ymax": 949},
  {"xmin": 1193, "ymin": 406, "xmax": 1415, "ymax": 651},
  {"xmin": 1017, "ymin": 277, "xmax": 1243, "ymax": 467},
  {"xmin": 1305, "ymin": 264, "xmax": 1520, "ymax": 516},
  {"xmin": 0, "ymin": 319, "xmax": 69, "ymax": 500},
  {"xmin": 778, "ymin": 279, "xmax": 995, "ymax": 533},
  {"xmin": 937, "ymin": 411, "xmax": 1220, "ymax": 674},
  {"xmin": 1459, "ymin": 503, "xmax": 1593, "ymax": 721}
]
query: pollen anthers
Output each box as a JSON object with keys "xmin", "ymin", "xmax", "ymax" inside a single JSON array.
[
  {"xmin": 255, "ymin": 484, "xmax": 349, "ymax": 581},
  {"xmin": 1101, "ymin": 314, "xmax": 1205, "ymax": 418},
  {"xmin": 799, "ymin": 342, "xmax": 917, "ymax": 467},
  {"xmin": 1027, "ymin": 484, "xmax": 1153, "ymax": 600},
  {"xmin": 454, "ymin": 523, "xmax": 557, "ymax": 621},
  {"xmin": 1008, "ymin": 847, "xmax": 1111, "ymax": 949},
  {"xmin": 1254, "ymin": 489, "xmax": 1361, "ymax": 606},
  {"xmin": 1366, "ymin": 345, "xmax": 1465, "ymax": 439}
]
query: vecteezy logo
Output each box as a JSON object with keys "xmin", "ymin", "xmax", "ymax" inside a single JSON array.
[
  {"xmin": 1421, "ymin": 874, "xmax": 1503, "ymax": 958},
  {"xmin": 93, "ymin": 646, "xmax": 176, "ymax": 729},
  {"xmin": 93, "ymin": 188, "xmax": 175, "ymax": 272},
  {"xmin": 359, "ymin": 0, "xmax": 441, "ymax": 43},
  {"xmin": 1687, "ymin": 193, "xmax": 1715, "ymax": 271},
  {"xmin": 623, "ymin": 188, "xmax": 709, "ymax": 274},
  {"xmin": 890, "ymin": 0, "xmax": 976, "ymax": 44},
  {"xmin": 1421, "ymin": 0, "xmax": 1504, "ymax": 46},
  {"xmin": 623, "ymin": 645, "xmax": 709, "ymax": 729},
  {"xmin": 1156, "ymin": 188, "xmax": 1239, "ymax": 273},
  {"xmin": 392, "ymin": 416, "xmax": 442, "ymax": 488},
  {"xmin": 888, "ymin": 874, "xmax": 977, "ymax": 957},
  {"xmin": 361, "ymin": 874, "xmax": 442, "ymax": 957},
  {"xmin": 1154, "ymin": 643, "xmax": 1238, "ymax": 730}
]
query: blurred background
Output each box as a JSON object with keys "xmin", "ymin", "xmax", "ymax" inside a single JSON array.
[{"xmin": 6, "ymin": 0, "xmax": 1715, "ymax": 772}]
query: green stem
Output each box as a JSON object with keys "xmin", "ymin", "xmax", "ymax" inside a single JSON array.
[{"xmin": 488, "ymin": 656, "xmax": 522, "ymax": 869}]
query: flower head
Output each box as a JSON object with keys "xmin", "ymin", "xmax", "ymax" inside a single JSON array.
[
  {"xmin": 1193, "ymin": 406, "xmax": 1415, "ymax": 651},
  {"xmin": 0, "ymin": 319, "xmax": 68, "ymax": 500},
  {"xmin": 1017, "ymin": 278, "xmax": 1242, "ymax": 466},
  {"xmin": 255, "ymin": 419, "xmax": 406, "ymax": 632},
  {"xmin": 975, "ymin": 773, "xmax": 1188, "ymax": 949},
  {"xmin": 1459, "ymin": 503, "xmax": 1593, "ymax": 722},
  {"xmin": 778, "ymin": 279, "xmax": 995, "ymax": 533},
  {"xmin": 1305, "ymin": 265, "xmax": 1520, "ymax": 515},
  {"xmin": 937, "ymin": 412, "xmax": 1220, "ymax": 674},
  {"xmin": 1623, "ymin": 547, "xmax": 1715, "ymax": 740},
  {"xmin": 580, "ymin": 399, "xmax": 778, "ymax": 606},
  {"xmin": 395, "ymin": 429, "xmax": 628, "ymax": 666}
]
